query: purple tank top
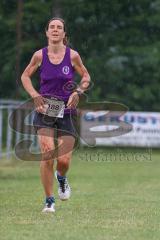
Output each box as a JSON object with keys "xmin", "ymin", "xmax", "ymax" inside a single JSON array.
[{"xmin": 39, "ymin": 46, "xmax": 75, "ymax": 102}]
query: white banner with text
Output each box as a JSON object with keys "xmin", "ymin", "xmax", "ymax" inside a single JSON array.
[{"xmin": 80, "ymin": 111, "xmax": 160, "ymax": 147}]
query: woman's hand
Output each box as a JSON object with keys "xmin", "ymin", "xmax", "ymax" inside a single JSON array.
[
  {"xmin": 33, "ymin": 94, "xmax": 46, "ymax": 113},
  {"xmin": 67, "ymin": 91, "xmax": 79, "ymax": 109}
]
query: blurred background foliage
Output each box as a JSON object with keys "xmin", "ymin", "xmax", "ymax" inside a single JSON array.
[{"xmin": 0, "ymin": 0, "xmax": 160, "ymax": 111}]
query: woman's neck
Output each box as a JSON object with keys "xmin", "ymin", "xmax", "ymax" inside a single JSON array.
[{"xmin": 48, "ymin": 42, "xmax": 65, "ymax": 53}]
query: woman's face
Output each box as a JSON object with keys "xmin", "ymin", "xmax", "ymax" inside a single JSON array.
[{"xmin": 46, "ymin": 19, "xmax": 65, "ymax": 43}]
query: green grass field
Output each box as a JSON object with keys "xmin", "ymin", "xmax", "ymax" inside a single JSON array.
[{"xmin": 0, "ymin": 147, "xmax": 160, "ymax": 240}]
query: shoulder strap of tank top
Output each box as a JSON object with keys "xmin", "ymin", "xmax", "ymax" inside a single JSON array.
[
  {"xmin": 66, "ymin": 46, "xmax": 70, "ymax": 58},
  {"xmin": 41, "ymin": 47, "xmax": 48, "ymax": 66},
  {"xmin": 64, "ymin": 47, "xmax": 73, "ymax": 66}
]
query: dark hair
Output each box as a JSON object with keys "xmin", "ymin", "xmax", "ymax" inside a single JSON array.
[{"xmin": 45, "ymin": 17, "xmax": 68, "ymax": 45}]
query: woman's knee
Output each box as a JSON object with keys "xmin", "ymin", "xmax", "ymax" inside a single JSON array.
[
  {"xmin": 40, "ymin": 141, "xmax": 55, "ymax": 160},
  {"xmin": 40, "ymin": 159, "xmax": 54, "ymax": 168},
  {"xmin": 57, "ymin": 155, "xmax": 71, "ymax": 169}
]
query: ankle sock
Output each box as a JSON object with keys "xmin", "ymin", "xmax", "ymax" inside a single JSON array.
[
  {"xmin": 57, "ymin": 172, "xmax": 66, "ymax": 181},
  {"xmin": 46, "ymin": 196, "xmax": 55, "ymax": 204}
]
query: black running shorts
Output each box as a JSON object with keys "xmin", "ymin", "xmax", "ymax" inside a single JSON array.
[{"xmin": 33, "ymin": 112, "xmax": 78, "ymax": 138}]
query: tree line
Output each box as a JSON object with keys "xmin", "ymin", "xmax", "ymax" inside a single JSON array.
[{"xmin": 0, "ymin": 0, "xmax": 160, "ymax": 111}]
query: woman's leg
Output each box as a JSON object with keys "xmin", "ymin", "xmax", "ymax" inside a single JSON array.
[
  {"xmin": 37, "ymin": 128, "xmax": 55, "ymax": 197},
  {"xmin": 57, "ymin": 135, "xmax": 75, "ymax": 176},
  {"xmin": 55, "ymin": 135, "xmax": 75, "ymax": 200}
]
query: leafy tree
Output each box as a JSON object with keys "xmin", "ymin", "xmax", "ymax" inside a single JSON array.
[{"xmin": 0, "ymin": 0, "xmax": 160, "ymax": 111}]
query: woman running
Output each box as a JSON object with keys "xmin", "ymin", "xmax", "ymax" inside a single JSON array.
[{"xmin": 21, "ymin": 17, "xmax": 90, "ymax": 213}]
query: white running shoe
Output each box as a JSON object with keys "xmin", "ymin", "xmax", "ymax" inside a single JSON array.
[
  {"xmin": 42, "ymin": 197, "xmax": 55, "ymax": 213},
  {"xmin": 42, "ymin": 202, "xmax": 55, "ymax": 213},
  {"xmin": 55, "ymin": 171, "xmax": 71, "ymax": 201}
]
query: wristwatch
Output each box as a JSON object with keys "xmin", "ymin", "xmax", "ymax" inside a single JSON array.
[{"xmin": 74, "ymin": 89, "xmax": 83, "ymax": 96}]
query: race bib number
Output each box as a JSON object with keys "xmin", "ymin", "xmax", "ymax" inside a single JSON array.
[{"xmin": 43, "ymin": 98, "xmax": 65, "ymax": 118}]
